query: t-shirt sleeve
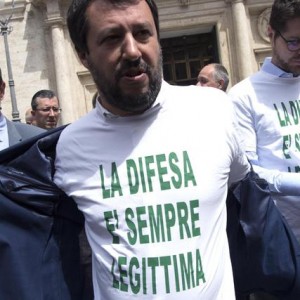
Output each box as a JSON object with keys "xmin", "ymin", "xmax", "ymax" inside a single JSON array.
[
  {"xmin": 252, "ymin": 162, "xmax": 300, "ymax": 196},
  {"xmin": 228, "ymin": 88, "xmax": 257, "ymax": 153},
  {"xmin": 226, "ymin": 100, "xmax": 250, "ymax": 185}
]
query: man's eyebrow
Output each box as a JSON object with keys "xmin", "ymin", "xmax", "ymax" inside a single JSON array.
[
  {"xmin": 133, "ymin": 20, "xmax": 153, "ymax": 28},
  {"xmin": 94, "ymin": 26, "xmax": 122, "ymax": 44},
  {"xmin": 98, "ymin": 25, "xmax": 122, "ymax": 35},
  {"xmin": 94, "ymin": 18, "xmax": 156, "ymax": 40}
]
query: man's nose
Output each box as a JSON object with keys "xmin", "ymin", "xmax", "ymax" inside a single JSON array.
[{"xmin": 122, "ymin": 34, "xmax": 141, "ymax": 61}]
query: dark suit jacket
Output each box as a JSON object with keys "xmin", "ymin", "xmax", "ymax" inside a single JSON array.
[
  {"xmin": 6, "ymin": 118, "xmax": 45, "ymax": 146},
  {"xmin": 0, "ymin": 125, "xmax": 88, "ymax": 300},
  {"xmin": 0, "ymin": 126, "xmax": 93, "ymax": 300}
]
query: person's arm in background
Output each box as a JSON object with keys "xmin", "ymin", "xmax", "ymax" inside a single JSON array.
[{"xmin": 249, "ymin": 155, "xmax": 300, "ymax": 196}]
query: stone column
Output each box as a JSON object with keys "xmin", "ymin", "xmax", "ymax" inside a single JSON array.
[
  {"xmin": 45, "ymin": 1, "xmax": 74, "ymax": 124},
  {"xmin": 230, "ymin": 0, "xmax": 255, "ymax": 80}
]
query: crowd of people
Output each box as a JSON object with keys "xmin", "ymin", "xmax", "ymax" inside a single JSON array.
[{"xmin": 0, "ymin": 0, "xmax": 299, "ymax": 299}]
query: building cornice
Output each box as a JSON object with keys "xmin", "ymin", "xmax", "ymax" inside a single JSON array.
[{"xmin": 0, "ymin": 0, "xmax": 26, "ymax": 21}]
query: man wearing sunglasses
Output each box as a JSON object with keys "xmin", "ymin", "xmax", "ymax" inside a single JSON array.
[
  {"xmin": 31, "ymin": 89, "xmax": 61, "ymax": 130},
  {"xmin": 229, "ymin": 1, "xmax": 300, "ymax": 299}
]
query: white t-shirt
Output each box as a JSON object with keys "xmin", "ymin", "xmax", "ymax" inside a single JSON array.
[
  {"xmin": 54, "ymin": 81, "xmax": 249, "ymax": 300},
  {"xmin": 229, "ymin": 67, "xmax": 300, "ymax": 240}
]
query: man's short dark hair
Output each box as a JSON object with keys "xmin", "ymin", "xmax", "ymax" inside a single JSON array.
[
  {"xmin": 31, "ymin": 89, "xmax": 57, "ymax": 110},
  {"xmin": 67, "ymin": 0, "xmax": 159, "ymax": 55},
  {"xmin": 269, "ymin": 0, "xmax": 300, "ymax": 33},
  {"xmin": 0, "ymin": 68, "xmax": 3, "ymax": 85}
]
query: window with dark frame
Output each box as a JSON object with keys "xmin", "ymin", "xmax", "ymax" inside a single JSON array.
[{"xmin": 161, "ymin": 30, "xmax": 218, "ymax": 86}]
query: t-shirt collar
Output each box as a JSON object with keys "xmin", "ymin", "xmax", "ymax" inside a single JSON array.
[
  {"xmin": 96, "ymin": 80, "xmax": 166, "ymax": 119},
  {"xmin": 261, "ymin": 57, "xmax": 299, "ymax": 78}
]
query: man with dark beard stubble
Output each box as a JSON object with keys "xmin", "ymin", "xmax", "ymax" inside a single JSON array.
[{"xmin": 54, "ymin": 1, "xmax": 250, "ymax": 299}]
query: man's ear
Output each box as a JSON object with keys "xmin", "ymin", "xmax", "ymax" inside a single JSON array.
[
  {"xmin": 267, "ymin": 25, "xmax": 274, "ymax": 39},
  {"xmin": 78, "ymin": 51, "xmax": 89, "ymax": 69},
  {"xmin": 0, "ymin": 81, "xmax": 6, "ymax": 100},
  {"xmin": 267, "ymin": 25, "xmax": 277, "ymax": 48},
  {"xmin": 219, "ymin": 79, "xmax": 225, "ymax": 89}
]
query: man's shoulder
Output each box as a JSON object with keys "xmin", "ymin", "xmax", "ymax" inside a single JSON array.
[
  {"xmin": 229, "ymin": 76, "xmax": 252, "ymax": 93},
  {"xmin": 228, "ymin": 71, "xmax": 264, "ymax": 99},
  {"xmin": 163, "ymin": 81, "xmax": 229, "ymax": 105},
  {"xmin": 8, "ymin": 119, "xmax": 46, "ymax": 137},
  {"xmin": 57, "ymin": 111, "xmax": 95, "ymax": 143}
]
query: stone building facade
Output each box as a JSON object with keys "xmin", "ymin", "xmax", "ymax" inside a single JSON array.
[{"xmin": 0, "ymin": 0, "xmax": 273, "ymax": 125}]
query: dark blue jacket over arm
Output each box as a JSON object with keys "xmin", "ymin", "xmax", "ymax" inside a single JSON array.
[{"xmin": 0, "ymin": 127, "xmax": 92, "ymax": 300}]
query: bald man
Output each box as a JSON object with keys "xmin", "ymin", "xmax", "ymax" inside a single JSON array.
[{"xmin": 196, "ymin": 63, "xmax": 229, "ymax": 92}]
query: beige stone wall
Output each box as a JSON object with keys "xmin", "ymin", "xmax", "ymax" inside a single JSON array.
[
  {"xmin": 0, "ymin": 1, "xmax": 51, "ymax": 123},
  {"xmin": 0, "ymin": 0, "xmax": 273, "ymax": 125},
  {"xmin": 248, "ymin": 4, "xmax": 273, "ymax": 68}
]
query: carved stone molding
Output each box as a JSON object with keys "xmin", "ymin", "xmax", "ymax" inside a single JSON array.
[
  {"xmin": 258, "ymin": 8, "xmax": 271, "ymax": 43},
  {"xmin": 44, "ymin": 16, "xmax": 65, "ymax": 27},
  {"xmin": 224, "ymin": 0, "xmax": 245, "ymax": 4},
  {"xmin": 179, "ymin": 0, "xmax": 189, "ymax": 7},
  {"xmin": 0, "ymin": 1, "xmax": 26, "ymax": 21}
]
